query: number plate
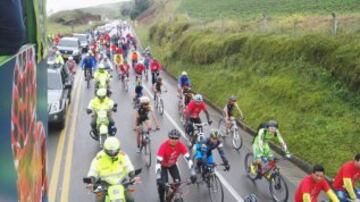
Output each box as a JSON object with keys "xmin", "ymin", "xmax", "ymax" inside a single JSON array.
[{"xmin": 107, "ymin": 185, "xmax": 125, "ymax": 200}]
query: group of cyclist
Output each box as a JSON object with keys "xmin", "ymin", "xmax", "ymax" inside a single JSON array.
[{"xmin": 77, "ymin": 23, "xmax": 359, "ymax": 202}]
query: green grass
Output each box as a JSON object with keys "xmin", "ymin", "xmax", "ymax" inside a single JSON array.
[
  {"xmin": 140, "ymin": 20, "xmax": 360, "ymax": 176},
  {"xmin": 178, "ymin": 0, "xmax": 360, "ymax": 20},
  {"xmin": 0, "ymin": 56, "xmax": 11, "ymax": 66}
]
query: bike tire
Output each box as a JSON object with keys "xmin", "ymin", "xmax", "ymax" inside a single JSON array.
[
  {"xmin": 244, "ymin": 153, "xmax": 257, "ymax": 180},
  {"xmin": 159, "ymin": 99, "xmax": 164, "ymax": 116},
  {"xmin": 232, "ymin": 129, "xmax": 243, "ymax": 151},
  {"xmin": 208, "ymin": 174, "xmax": 224, "ymax": 202},
  {"xmin": 143, "ymin": 137, "xmax": 152, "ymax": 168},
  {"xmin": 217, "ymin": 119, "xmax": 227, "ymax": 138},
  {"xmin": 269, "ymin": 173, "xmax": 289, "ymax": 202}
]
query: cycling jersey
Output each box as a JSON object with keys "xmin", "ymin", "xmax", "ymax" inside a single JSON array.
[
  {"xmin": 226, "ymin": 103, "xmax": 235, "ymax": 117},
  {"xmin": 150, "ymin": 60, "xmax": 161, "ymax": 72},
  {"xmin": 186, "ymin": 100, "xmax": 207, "ymax": 119},
  {"xmin": 137, "ymin": 106, "xmax": 152, "ymax": 124},
  {"xmin": 157, "ymin": 140, "xmax": 188, "ymax": 168},
  {"xmin": 135, "ymin": 63, "xmax": 145, "ymax": 75},
  {"xmin": 178, "ymin": 75, "xmax": 190, "ymax": 87},
  {"xmin": 113, "ymin": 54, "xmax": 123, "ymax": 65},
  {"xmin": 120, "ymin": 63, "xmax": 130, "ymax": 74},
  {"xmin": 253, "ymin": 128, "xmax": 287, "ymax": 159},
  {"xmin": 155, "ymin": 81, "xmax": 162, "ymax": 92},
  {"xmin": 333, "ymin": 161, "xmax": 360, "ymax": 190},
  {"xmin": 295, "ymin": 175, "xmax": 331, "ymax": 202},
  {"xmin": 195, "ymin": 137, "xmax": 226, "ymax": 165},
  {"xmin": 135, "ymin": 85, "xmax": 143, "ymax": 96},
  {"xmin": 131, "ymin": 52, "xmax": 139, "ymax": 61}
]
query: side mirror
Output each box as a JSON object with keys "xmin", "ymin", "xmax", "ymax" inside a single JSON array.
[
  {"xmin": 134, "ymin": 168, "xmax": 142, "ymax": 176},
  {"xmin": 83, "ymin": 177, "xmax": 94, "ymax": 184}
]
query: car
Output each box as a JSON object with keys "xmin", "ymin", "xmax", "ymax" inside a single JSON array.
[
  {"xmin": 57, "ymin": 37, "xmax": 81, "ymax": 63},
  {"xmin": 73, "ymin": 33, "xmax": 89, "ymax": 52},
  {"xmin": 47, "ymin": 67, "xmax": 72, "ymax": 129}
]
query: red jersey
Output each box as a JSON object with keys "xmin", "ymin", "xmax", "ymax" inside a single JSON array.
[
  {"xmin": 186, "ymin": 100, "xmax": 207, "ymax": 118},
  {"xmin": 295, "ymin": 175, "xmax": 331, "ymax": 202},
  {"xmin": 115, "ymin": 47, "xmax": 123, "ymax": 55},
  {"xmin": 135, "ymin": 63, "xmax": 145, "ymax": 74},
  {"xmin": 150, "ymin": 60, "xmax": 161, "ymax": 72},
  {"xmin": 157, "ymin": 140, "xmax": 188, "ymax": 167},
  {"xmin": 110, "ymin": 44, "xmax": 117, "ymax": 52},
  {"xmin": 120, "ymin": 64, "xmax": 130, "ymax": 73},
  {"xmin": 333, "ymin": 161, "xmax": 360, "ymax": 190}
]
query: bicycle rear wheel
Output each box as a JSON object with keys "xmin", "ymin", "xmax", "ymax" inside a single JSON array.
[
  {"xmin": 159, "ymin": 99, "xmax": 164, "ymax": 116},
  {"xmin": 143, "ymin": 138, "xmax": 152, "ymax": 168},
  {"xmin": 269, "ymin": 173, "xmax": 289, "ymax": 202},
  {"xmin": 207, "ymin": 174, "xmax": 224, "ymax": 202},
  {"xmin": 232, "ymin": 129, "xmax": 243, "ymax": 151}
]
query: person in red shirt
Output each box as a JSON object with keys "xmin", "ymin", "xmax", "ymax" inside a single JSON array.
[
  {"xmin": 156, "ymin": 129, "xmax": 196, "ymax": 202},
  {"xmin": 333, "ymin": 153, "xmax": 360, "ymax": 202},
  {"xmin": 134, "ymin": 61, "xmax": 145, "ymax": 83},
  {"xmin": 115, "ymin": 46, "xmax": 123, "ymax": 55},
  {"xmin": 184, "ymin": 94, "xmax": 212, "ymax": 137},
  {"xmin": 150, "ymin": 58, "xmax": 161, "ymax": 85},
  {"xmin": 119, "ymin": 60, "xmax": 130, "ymax": 79},
  {"xmin": 65, "ymin": 56, "xmax": 76, "ymax": 74},
  {"xmin": 295, "ymin": 165, "xmax": 339, "ymax": 202}
]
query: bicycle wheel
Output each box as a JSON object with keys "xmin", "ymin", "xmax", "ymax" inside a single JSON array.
[
  {"xmin": 159, "ymin": 99, "xmax": 164, "ymax": 116},
  {"xmin": 232, "ymin": 129, "xmax": 243, "ymax": 151},
  {"xmin": 244, "ymin": 153, "xmax": 257, "ymax": 180},
  {"xmin": 207, "ymin": 174, "xmax": 224, "ymax": 202},
  {"xmin": 269, "ymin": 173, "xmax": 289, "ymax": 202},
  {"xmin": 217, "ymin": 119, "xmax": 227, "ymax": 139},
  {"xmin": 143, "ymin": 138, "xmax": 152, "ymax": 168}
]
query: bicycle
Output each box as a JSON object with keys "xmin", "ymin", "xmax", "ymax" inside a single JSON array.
[
  {"xmin": 185, "ymin": 122, "xmax": 208, "ymax": 149},
  {"xmin": 244, "ymin": 153, "xmax": 289, "ymax": 202},
  {"xmin": 154, "ymin": 90, "xmax": 167, "ymax": 116},
  {"xmin": 85, "ymin": 68, "xmax": 92, "ymax": 89},
  {"xmin": 138, "ymin": 124, "xmax": 155, "ymax": 168},
  {"xmin": 164, "ymin": 180, "xmax": 192, "ymax": 202},
  {"xmin": 218, "ymin": 117, "xmax": 243, "ymax": 151},
  {"xmin": 195, "ymin": 162, "xmax": 225, "ymax": 202}
]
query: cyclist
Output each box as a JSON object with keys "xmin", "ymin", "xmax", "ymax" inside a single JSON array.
[
  {"xmin": 177, "ymin": 71, "xmax": 191, "ymax": 94},
  {"xmin": 194, "ymin": 129, "xmax": 230, "ymax": 173},
  {"xmin": 156, "ymin": 129, "xmax": 197, "ymax": 202},
  {"xmin": 134, "ymin": 60, "xmax": 145, "ymax": 83},
  {"xmin": 295, "ymin": 165, "xmax": 339, "ymax": 202},
  {"xmin": 133, "ymin": 96, "xmax": 160, "ymax": 152},
  {"xmin": 113, "ymin": 52, "xmax": 124, "ymax": 70},
  {"xmin": 251, "ymin": 120, "xmax": 291, "ymax": 176},
  {"xmin": 333, "ymin": 153, "xmax": 360, "ymax": 202},
  {"xmin": 65, "ymin": 56, "xmax": 76, "ymax": 74},
  {"xmin": 130, "ymin": 50, "xmax": 139, "ymax": 68},
  {"xmin": 86, "ymin": 137, "xmax": 140, "ymax": 202},
  {"xmin": 184, "ymin": 94, "xmax": 212, "ymax": 137},
  {"xmin": 133, "ymin": 80, "xmax": 144, "ymax": 108},
  {"xmin": 54, "ymin": 51, "xmax": 64, "ymax": 65},
  {"xmin": 223, "ymin": 96, "xmax": 244, "ymax": 133},
  {"xmin": 81, "ymin": 53, "xmax": 96, "ymax": 78},
  {"xmin": 119, "ymin": 60, "xmax": 130, "ymax": 81},
  {"xmin": 87, "ymin": 88, "xmax": 116, "ymax": 136},
  {"xmin": 182, "ymin": 86, "xmax": 193, "ymax": 107},
  {"xmin": 153, "ymin": 77, "xmax": 165, "ymax": 101},
  {"xmin": 150, "ymin": 58, "xmax": 161, "ymax": 85},
  {"xmin": 94, "ymin": 63, "xmax": 111, "ymax": 90}
]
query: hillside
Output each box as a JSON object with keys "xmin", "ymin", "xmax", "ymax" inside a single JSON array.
[{"xmin": 135, "ymin": 0, "xmax": 360, "ymax": 176}]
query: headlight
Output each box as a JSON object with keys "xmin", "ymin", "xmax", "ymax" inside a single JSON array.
[{"xmin": 51, "ymin": 101, "xmax": 60, "ymax": 113}]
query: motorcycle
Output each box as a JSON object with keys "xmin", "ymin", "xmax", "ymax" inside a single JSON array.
[{"xmin": 83, "ymin": 169, "xmax": 142, "ymax": 202}]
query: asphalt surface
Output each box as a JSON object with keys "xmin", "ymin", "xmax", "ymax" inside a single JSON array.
[{"xmin": 47, "ymin": 26, "xmax": 317, "ymax": 202}]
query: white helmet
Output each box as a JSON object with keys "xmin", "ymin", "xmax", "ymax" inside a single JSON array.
[
  {"xmin": 181, "ymin": 71, "xmax": 187, "ymax": 76},
  {"xmin": 98, "ymin": 63, "xmax": 106, "ymax": 69},
  {"xmin": 68, "ymin": 56, "xmax": 73, "ymax": 60},
  {"xmin": 96, "ymin": 88, "xmax": 107, "ymax": 98},
  {"xmin": 56, "ymin": 50, "xmax": 61, "ymax": 55},
  {"xmin": 103, "ymin": 137, "xmax": 120, "ymax": 158},
  {"xmin": 194, "ymin": 94, "xmax": 203, "ymax": 102},
  {"xmin": 139, "ymin": 96, "xmax": 150, "ymax": 104}
]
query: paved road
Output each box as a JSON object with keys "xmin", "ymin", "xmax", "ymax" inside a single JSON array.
[{"xmin": 47, "ymin": 26, "xmax": 314, "ymax": 202}]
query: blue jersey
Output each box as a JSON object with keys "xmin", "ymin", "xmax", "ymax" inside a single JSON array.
[
  {"xmin": 178, "ymin": 75, "xmax": 190, "ymax": 87},
  {"xmin": 81, "ymin": 57, "xmax": 95, "ymax": 69}
]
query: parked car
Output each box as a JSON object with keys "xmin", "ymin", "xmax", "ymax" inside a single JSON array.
[
  {"xmin": 73, "ymin": 33, "xmax": 89, "ymax": 52},
  {"xmin": 47, "ymin": 67, "xmax": 72, "ymax": 129},
  {"xmin": 57, "ymin": 37, "xmax": 81, "ymax": 63}
]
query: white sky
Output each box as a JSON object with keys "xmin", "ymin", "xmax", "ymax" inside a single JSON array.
[{"xmin": 47, "ymin": 0, "xmax": 128, "ymax": 15}]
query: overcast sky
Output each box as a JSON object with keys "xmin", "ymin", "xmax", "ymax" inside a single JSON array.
[{"xmin": 47, "ymin": 0, "xmax": 128, "ymax": 15}]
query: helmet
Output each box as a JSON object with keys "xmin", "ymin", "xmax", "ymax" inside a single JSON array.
[
  {"xmin": 267, "ymin": 120, "xmax": 278, "ymax": 128},
  {"xmin": 98, "ymin": 63, "xmax": 106, "ymax": 69},
  {"xmin": 194, "ymin": 94, "xmax": 203, "ymax": 102},
  {"xmin": 139, "ymin": 96, "xmax": 150, "ymax": 104},
  {"xmin": 96, "ymin": 88, "xmax": 107, "ymax": 98},
  {"xmin": 104, "ymin": 137, "xmax": 121, "ymax": 157},
  {"xmin": 168, "ymin": 129, "xmax": 180, "ymax": 139},
  {"xmin": 229, "ymin": 95, "xmax": 237, "ymax": 102},
  {"xmin": 86, "ymin": 53, "xmax": 90, "ymax": 57},
  {"xmin": 244, "ymin": 194, "xmax": 258, "ymax": 202},
  {"xmin": 68, "ymin": 56, "xmax": 73, "ymax": 60},
  {"xmin": 88, "ymin": 50, "xmax": 92, "ymax": 54},
  {"xmin": 209, "ymin": 129, "xmax": 220, "ymax": 139},
  {"xmin": 181, "ymin": 71, "xmax": 187, "ymax": 76},
  {"xmin": 56, "ymin": 51, "xmax": 61, "ymax": 55}
]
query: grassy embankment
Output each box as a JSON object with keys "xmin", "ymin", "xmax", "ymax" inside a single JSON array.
[{"xmin": 135, "ymin": 0, "xmax": 360, "ymax": 176}]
